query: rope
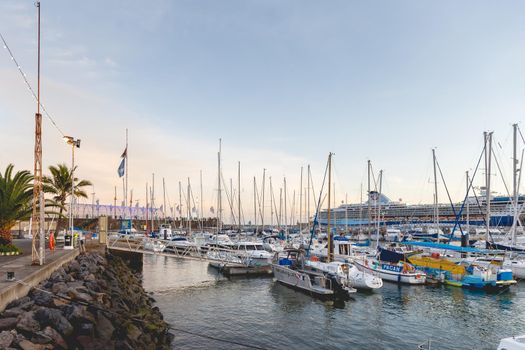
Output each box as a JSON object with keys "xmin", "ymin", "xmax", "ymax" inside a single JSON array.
[
  {"xmin": 0, "ymin": 31, "xmax": 65, "ymax": 137},
  {"xmin": 14, "ymin": 279, "xmax": 272, "ymax": 350}
]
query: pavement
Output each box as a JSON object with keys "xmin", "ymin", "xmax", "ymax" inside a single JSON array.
[{"xmin": 0, "ymin": 239, "xmax": 79, "ymax": 311}]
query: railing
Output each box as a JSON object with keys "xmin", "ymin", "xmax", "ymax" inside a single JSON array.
[{"xmin": 107, "ymin": 234, "xmax": 268, "ymax": 268}]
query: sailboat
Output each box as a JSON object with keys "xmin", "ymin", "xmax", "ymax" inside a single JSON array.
[{"xmin": 272, "ymin": 153, "xmax": 357, "ymax": 299}]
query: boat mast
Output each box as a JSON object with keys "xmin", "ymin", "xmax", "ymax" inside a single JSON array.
[
  {"xmin": 261, "ymin": 168, "xmax": 266, "ymax": 233},
  {"xmin": 284, "ymin": 177, "xmax": 288, "ymax": 239},
  {"xmin": 217, "ymin": 138, "xmax": 222, "ymax": 235},
  {"xmin": 345, "ymin": 192, "xmax": 348, "ymax": 234},
  {"xmin": 270, "ymin": 176, "xmax": 274, "ymax": 227},
  {"xmin": 145, "ymin": 182, "xmax": 149, "ymax": 235},
  {"xmin": 432, "ymin": 148, "xmax": 439, "ymax": 235},
  {"xmin": 253, "ymin": 177, "xmax": 257, "ymax": 233},
  {"xmin": 179, "ymin": 181, "xmax": 182, "ymax": 229},
  {"xmin": 162, "ymin": 177, "xmax": 166, "ymax": 223},
  {"xmin": 151, "ymin": 173, "xmax": 155, "ymax": 233},
  {"xmin": 200, "ymin": 170, "xmax": 203, "ymax": 232},
  {"xmin": 187, "ymin": 177, "xmax": 192, "ymax": 235},
  {"xmin": 376, "ymin": 170, "xmax": 383, "ymax": 247},
  {"xmin": 359, "ymin": 183, "xmax": 363, "ymax": 234},
  {"xmin": 307, "ymin": 165, "xmax": 311, "ymax": 234},
  {"xmin": 512, "ymin": 123, "xmax": 519, "ymax": 245},
  {"xmin": 238, "ymin": 161, "xmax": 241, "ymax": 233},
  {"xmin": 485, "ymin": 131, "xmax": 493, "ymax": 242},
  {"xmin": 279, "ymin": 188, "xmax": 283, "ymax": 231},
  {"xmin": 367, "ymin": 160, "xmax": 371, "ymax": 240},
  {"xmin": 299, "ymin": 166, "xmax": 303, "ymax": 234},
  {"xmin": 466, "ymin": 171, "xmax": 470, "ymax": 235},
  {"xmin": 327, "ymin": 153, "xmax": 333, "ymax": 262}
]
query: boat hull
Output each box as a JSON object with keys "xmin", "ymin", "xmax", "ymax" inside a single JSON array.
[{"xmin": 354, "ymin": 260, "xmax": 426, "ymax": 285}]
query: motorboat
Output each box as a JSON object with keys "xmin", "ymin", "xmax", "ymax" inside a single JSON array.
[
  {"xmin": 306, "ymin": 260, "xmax": 383, "ymax": 291},
  {"xmin": 272, "ymin": 249, "xmax": 356, "ymax": 300}
]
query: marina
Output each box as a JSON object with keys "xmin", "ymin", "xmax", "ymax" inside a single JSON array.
[{"xmin": 2, "ymin": 1, "xmax": 525, "ymax": 349}]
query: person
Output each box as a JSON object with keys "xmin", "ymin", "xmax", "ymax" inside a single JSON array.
[{"xmin": 79, "ymin": 232, "xmax": 86, "ymax": 254}]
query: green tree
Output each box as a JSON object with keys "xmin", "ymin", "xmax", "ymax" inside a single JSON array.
[
  {"xmin": 0, "ymin": 164, "xmax": 34, "ymax": 245},
  {"xmin": 43, "ymin": 164, "xmax": 92, "ymax": 236}
]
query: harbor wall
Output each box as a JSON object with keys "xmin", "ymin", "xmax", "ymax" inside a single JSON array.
[{"xmin": 0, "ymin": 251, "xmax": 173, "ymax": 349}]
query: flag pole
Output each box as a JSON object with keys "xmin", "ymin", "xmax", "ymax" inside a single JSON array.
[{"xmin": 125, "ymin": 128, "xmax": 129, "ymax": 220}]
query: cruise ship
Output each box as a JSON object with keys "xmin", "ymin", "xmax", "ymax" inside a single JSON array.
[{"xmin": 319, "ymin": 189, "xmax": 524, "ymax": 228}]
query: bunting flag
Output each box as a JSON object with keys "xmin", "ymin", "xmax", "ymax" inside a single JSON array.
[
  {"xmin": 210, "ymin": 206, "xmax": 215, "ymax": 214},
  {"xmin": 118, "ymin": 147, "xmax": 127, "ymax": 178},
  {"xmin": 176, "ymin": 205, "xmax": 180, "ymax": 214}
]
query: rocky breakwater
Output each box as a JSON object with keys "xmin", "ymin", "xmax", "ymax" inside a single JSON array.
[{"xmin": 0, "ymin": 252, "xmax": 173, "ymax": 349}]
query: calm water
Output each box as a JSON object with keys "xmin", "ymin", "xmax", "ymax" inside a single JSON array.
[{"xmin": 142, "ymin": 255, "xmax": 525, "ymax": 350}]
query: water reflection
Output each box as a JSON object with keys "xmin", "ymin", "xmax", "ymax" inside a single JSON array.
[{"xmin": 142, "ymin": 256, "xmax": 525, "ymax": 350}]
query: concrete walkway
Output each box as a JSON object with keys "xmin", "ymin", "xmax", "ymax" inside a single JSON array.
[{"xmin": 0, "ymin": 245, "xmax": 78, "ymax": 311}]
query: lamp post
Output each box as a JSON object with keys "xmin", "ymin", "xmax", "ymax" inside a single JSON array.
[{"xmin": 63, "ymin": 136, "xmax": 80, "ymax": 250}]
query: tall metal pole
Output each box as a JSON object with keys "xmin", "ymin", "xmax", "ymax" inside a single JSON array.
[
  {"xmin": 238, "ymin": 162, "xmax": 241, "ymax": 232},
  {"xmin": 69, "ymin": 144, "xmax": 75, "ymax": 242},
  {"xmin": 31, "ymin": 1, "xmax": 44, "ymax": 265},
  {"xmin": 125, "ymin": 128, "xmax": 128, "ymax": 219},
  {"xmin": 327, "ymin": 153, "xmax": 333, "ymax": 262}
]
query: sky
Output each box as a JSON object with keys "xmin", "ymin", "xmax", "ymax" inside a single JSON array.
[{"xmin": 1, "ymin": 0, "xmax": 525, "ymax": 222}]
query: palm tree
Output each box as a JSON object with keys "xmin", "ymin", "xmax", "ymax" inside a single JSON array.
[
  {"xmin": 43, "ymin": 164, "xmax": 92, "ymax": 236},
  {"xmin": 0, "ymin": 164, "xmax": 34, "ymax": 245}
]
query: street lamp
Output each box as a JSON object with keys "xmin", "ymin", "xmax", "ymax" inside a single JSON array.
[{"xmin": 63, "ymin": 136, "xmax": 80, "ymax": 250}]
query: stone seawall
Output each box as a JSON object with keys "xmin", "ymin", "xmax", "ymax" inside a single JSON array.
[{"xmin": 0, "ymin": 252, "xmax": 173, "ymax": 349}]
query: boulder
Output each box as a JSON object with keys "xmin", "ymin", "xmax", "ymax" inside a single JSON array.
[
  {"xmin": 66, "ymin": 288, "xmax": 93, "ymax": 303},
  {"xmin": 16, "ymin": 312, "xmax": 40, "ymax": 333},
  {"xmin": 18, "ymin": 339, "xmax": 52, "ymax": 350},
  {"xmin": 95, "ymin": 312, "xmax": 114, "ymax": 341},
  {"xmin": 34, "ymin": 308, "xmax": 73, "ymax": 337},
  {"xmin": 41, "ymin": 326, "xmax": 67, "ymax": 350},
  {"xmin": 2, "ymin": 308, "xmax": 24, "ymax": 318},
  {"xmin": 0, "ymin": 330, "xmax": 14, "ymax": 348},
  {"xmin": 5, "ymin": 296, "xmax": 30, "ymax": 309}
]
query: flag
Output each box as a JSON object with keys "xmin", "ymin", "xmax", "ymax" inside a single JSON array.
[
  {"xmin": 118, "ymin": 157, "xmax": 125, "ymax": 177},
  {"xmin": 210, "ymin": 206, "xmax": 215, "ymax": 214},
  {"xmin": 118, "ymin": 147, "xmax": 127, "ymax": 177},
  {"xmin": 176, "ymin": 205, "xmax": 180, "ymax": 214}
]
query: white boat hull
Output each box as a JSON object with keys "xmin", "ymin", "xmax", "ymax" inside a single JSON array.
[{"xmin": 354, "ymin": 259, "xmax": 426, "ymax": 285}]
